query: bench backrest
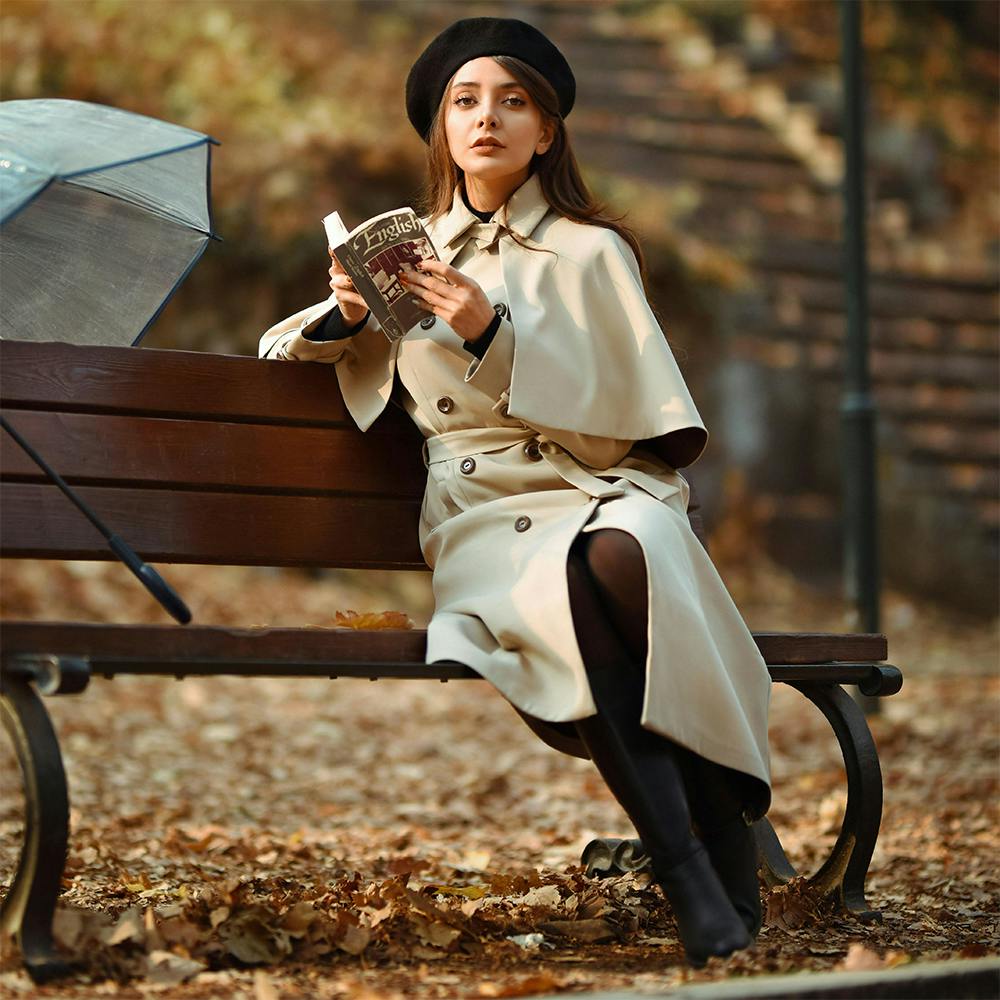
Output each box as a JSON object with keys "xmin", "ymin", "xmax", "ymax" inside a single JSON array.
[{"xmin": 0, "ymin": 341, "xmax": 427, "ymax": 569}]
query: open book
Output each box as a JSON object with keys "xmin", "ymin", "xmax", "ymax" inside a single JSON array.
[{"xmin": 323, "ymin": 207, "xmax": 439, "ymax": 343}]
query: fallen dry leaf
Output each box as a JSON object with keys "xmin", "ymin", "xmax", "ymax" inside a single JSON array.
[
  {"xmin": 253, "ymin": 968, "xmax": 280, "ymax": 1000},
  {"xmin": 538, "ymin": 918, "xmax": 617, "ymax": 943},
  {"xmin": 479, "ymin": 973, "xmax": 563, "ymax": 997},
  {"xmin": 146, "ymin": 950, "xmax": 204, "ymax": 986},
  {"xmin": 333, "ymin": 610, "xmax": 414, "ymax": 630}
]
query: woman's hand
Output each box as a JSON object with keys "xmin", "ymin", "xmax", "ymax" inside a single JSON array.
[
  {"xmin": 400, "ymin": 260, "xmax": 496, "ymax": 342},
  {"xmin": 328, "ymin": 248, "xmax": 370, "ymax": 326}
]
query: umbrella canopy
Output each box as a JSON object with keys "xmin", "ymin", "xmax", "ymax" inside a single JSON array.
[{"xmin": 0, "ymin": 98, "xmax": 218, "ymax": 346}]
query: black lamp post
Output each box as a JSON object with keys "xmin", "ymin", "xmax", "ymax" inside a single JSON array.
[{"xmin": 839, "ymin": 0, "xmax": 881, "ymax": 714}]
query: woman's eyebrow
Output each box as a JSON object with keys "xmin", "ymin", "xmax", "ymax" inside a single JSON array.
[{"xmin": 451, "ymin": 80, "xmax": 523, "ymax": 90}]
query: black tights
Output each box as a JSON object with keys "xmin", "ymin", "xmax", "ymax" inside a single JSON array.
[{"xmin": 566, "ymin": 528, "xmax": 746, "ymax": 840}]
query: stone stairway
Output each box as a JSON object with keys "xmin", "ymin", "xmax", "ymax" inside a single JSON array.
[{"xmin": 417, "ymin": 1, "xmax": 998, "ymax": 612}]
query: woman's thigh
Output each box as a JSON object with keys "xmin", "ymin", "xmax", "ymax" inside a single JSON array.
[{"xmin": 571, "ymin": 528, "xmax": 649, "ymax": 664}]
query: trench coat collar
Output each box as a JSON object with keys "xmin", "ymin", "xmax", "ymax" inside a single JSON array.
[{"xmin": 436, "ymin": 172, "xmax": 551, "ymax": 251}]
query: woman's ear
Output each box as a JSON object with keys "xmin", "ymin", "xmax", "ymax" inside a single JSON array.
[{"xmin": 535, "ymin": 123, "xmax": 555, "ymax": 156}]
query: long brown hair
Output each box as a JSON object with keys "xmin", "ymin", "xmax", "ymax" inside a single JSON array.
[{"xmin": 414, "ymin": 55, "xmax": 652, "ymax": 296}]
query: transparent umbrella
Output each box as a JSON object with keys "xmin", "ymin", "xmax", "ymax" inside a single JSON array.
[
  {"xmin": 0, "ymin": 99, "xmax": 220, "ymax": 622},
  {"xmin": 0, "ymin": 98, "xmax": 218, "ymax": 346}
]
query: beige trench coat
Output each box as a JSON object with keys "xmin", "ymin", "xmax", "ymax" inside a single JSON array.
[{"xmin": 259, "ymin": 173, "xmax": 772, "ymax": 816}]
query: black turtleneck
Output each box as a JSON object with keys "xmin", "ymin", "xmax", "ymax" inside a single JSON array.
[
  {"xmin": 454, "ymin": 187, "xmax": 503, "ymax": 355},
  {"xmin": 462, "ymin": 187, "xmax": 496, "ymax": 223}
]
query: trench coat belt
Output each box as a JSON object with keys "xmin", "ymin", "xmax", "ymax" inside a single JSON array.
[{"xmin": 422, "ymin": 427, "xmax": 628, "ymax": 501}]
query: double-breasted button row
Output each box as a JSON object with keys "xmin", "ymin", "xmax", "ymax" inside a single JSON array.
[
  {"xmin": 524, "ymin": 441, "xmax": 542, "ymax": 461},
  {"xmin": 420, "ymin": 315, "xmax": 436, "ymax": 330},
  {"xmin": 460, "ymin": 457, "xmax": 476, "ymax": 475},
  {"xmin": 437, "ymin": 396, "xmax": 454, "ymax": 413},
  {"xmin": 514, "ymin": 515, "xmax": 532, "ymax": 532},
  {"xmin": 494, "ymin": 302, "xmax": 508, "ymax": 318}
]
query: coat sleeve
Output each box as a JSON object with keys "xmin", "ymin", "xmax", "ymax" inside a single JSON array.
[{"xmin": 258, "ymin": 296, "xmax": 379, "ymax": 363}]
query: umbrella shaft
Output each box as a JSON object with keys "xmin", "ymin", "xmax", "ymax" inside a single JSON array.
[{"xmin": 1, "ymin": 414, "xmax": 111, "ymax": 540}]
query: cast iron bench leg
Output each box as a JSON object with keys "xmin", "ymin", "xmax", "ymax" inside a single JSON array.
[
  {"xmin": 583, "ymin": 682, "xmax": 884, "ymax": 921},
  {"xmin": 740, "ymin": 681, "xmax": 884, "ymax": 920},
  {"xmin": 0, "ymin": 674, "xmax": 76, "ymax": 982},
  {"xmin": 788, "ymin": 680, "xmax": 883, "ymax": 920}
]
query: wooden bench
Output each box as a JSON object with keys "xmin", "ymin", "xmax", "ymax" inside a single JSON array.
[{"xmin": 0, "ymin": 340, "xmax": 902, "ymax": 983}]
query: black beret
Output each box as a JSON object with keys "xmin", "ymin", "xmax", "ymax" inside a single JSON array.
[{"xmin": 405, "ymin": 17, "xmax": 575, "ymax": 144}]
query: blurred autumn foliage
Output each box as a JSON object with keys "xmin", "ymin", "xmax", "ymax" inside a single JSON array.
[
  {"xmin": 3, "ymin": 0, "xmax": 995, "ymax": 351},
  {"xmin": 1, "ymin": 0, "xmax": 431, "ymax": 353}
]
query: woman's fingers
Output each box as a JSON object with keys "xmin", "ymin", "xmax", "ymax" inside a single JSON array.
[
  {"xmin": 329, "ymin": 267, "xmax": 356, "ymax": 289},
  {"xmin": 413, "ymin": 259, "xmax": 460, "ymax": 286},
  {"xmin": 328, "ymin": 268, "xmax": 364, "ymax": 309}
]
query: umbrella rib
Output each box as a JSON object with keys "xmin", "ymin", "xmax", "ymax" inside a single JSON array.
[
  {"xmin": 62, "ymin": 175, "xmax": 216, "ymax": 237},
  {"xmin": 133, "ymin": 239, "xmax": 212, "ymax": 345},
  {"xmin": 58, "ymin": 137, "xmax": 215, "ymax": 182}
]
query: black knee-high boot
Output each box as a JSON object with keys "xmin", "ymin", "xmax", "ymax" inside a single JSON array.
[
  {"xmin": 699, "ymin": 813, "xmax": 762, "ymax": 938},
  {"xmin": 573, "ymin": 663, "xmax": 751, "ymax": 966},
  {"xmin": 675, "ymin": 749, "xmax": 762, "ymax": 938},
  {"xmin": 567, "ymin": 535, "xmax": 761, "ymax": 942}
]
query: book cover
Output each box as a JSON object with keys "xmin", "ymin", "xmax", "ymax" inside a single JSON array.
[{"xmin": 323, "ymin": 207, "xmax": 439, "ymax": 343}]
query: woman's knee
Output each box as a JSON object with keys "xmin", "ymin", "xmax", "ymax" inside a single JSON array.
[{"xmin": 582, "ymin": 528, "xmax": 647, "ymax": 596}]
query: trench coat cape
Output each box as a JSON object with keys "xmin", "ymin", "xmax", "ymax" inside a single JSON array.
[{"xmin": 260, "ymin": 180, "xmax": 708, "ymax": 469}]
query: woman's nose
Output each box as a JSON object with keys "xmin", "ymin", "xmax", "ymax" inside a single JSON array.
[{"xmin": 478, "ymin": 110, "xmax": 498, "ymax": 128}]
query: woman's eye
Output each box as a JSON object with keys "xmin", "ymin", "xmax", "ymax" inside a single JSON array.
[{"xmin": 453, "ymin": 96, "xmax": 526, "ymax": 107}]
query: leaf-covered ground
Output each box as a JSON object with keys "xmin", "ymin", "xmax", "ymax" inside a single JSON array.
[{"xmin": 1, "ymin": 555, "xmax": 997, "ymax": 998}]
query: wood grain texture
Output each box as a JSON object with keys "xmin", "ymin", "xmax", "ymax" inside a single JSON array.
[
  {"xmin": 0, "ymin": 483, "xmax": 425, "ymax": 568},
  {"xmin": 0, "ymin": 341, "xmax": 416, "ymax": 433},
  {"xmin": 1, "ymin": 411, "xmax": 425, "ymax": 496},
  {"xmin": 0, "ymin": 622, "xmax": 888, "ymax": 666}
]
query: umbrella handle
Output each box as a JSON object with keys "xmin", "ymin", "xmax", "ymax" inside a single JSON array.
[{"xmin": 107, "ymin": 535, "xmax": 193, "ymax": 625}]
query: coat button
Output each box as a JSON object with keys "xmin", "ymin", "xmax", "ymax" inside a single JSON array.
[
  {"xmin": 524, "ymin": 441, "xmax": 542, "ymax": 461},
  {"xmin": 514, "ymin": 515, "xmax": 532, "ymax": 532},
  {"xmin": 460, "ymin": 457, "xmax": 476, "ymax": 474},
  {"xmin": 494, "ymin": 302, "xmax": 508, "ymax": 319},
  {"xmin": 437, "ymin": 396, "xmax": 454, "ymax": 414},
  {"xmin": 420, "ymin": 315, "xmax": 436, "ymax": 329}
]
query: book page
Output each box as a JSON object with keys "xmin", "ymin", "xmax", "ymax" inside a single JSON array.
[{"xmin": 322, "ymin": 211, "xmax": 350, "ymax": 249}]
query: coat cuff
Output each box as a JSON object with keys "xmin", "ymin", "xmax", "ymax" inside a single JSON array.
[
  {"xmin": 264, "ymin": 299, "xmax": 356, "ymax": 362},
  {"xmin": 463, "ymin": 316, "xmax": 514, "ymax": 399},
  {"xmin": 462, "ymin": 312, "xmax": 502, "ymax": 360},
  {"xmin": 302, "ymin": 307, "xmax": 371, "ymax": 342}
]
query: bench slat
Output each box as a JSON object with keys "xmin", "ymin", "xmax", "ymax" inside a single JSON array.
[
  {"xmin": 0, "ymin": 341, "xmax": 416, "ymax": 430},
  {"xmin": 1, "ymin": 411, "xmax": 426, "ymax": 496},
  {"xmin": 0, "ymin": 485, "xmax": 425, "ymax": 568},
  {"xmin": 0, "ymin": 622, "xmax": 889, "ymax": 665}
]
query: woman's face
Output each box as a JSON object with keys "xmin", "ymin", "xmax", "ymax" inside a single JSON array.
[{"xmin": 443, "ymin": 57, "xmax": 553, "ymax": 189}]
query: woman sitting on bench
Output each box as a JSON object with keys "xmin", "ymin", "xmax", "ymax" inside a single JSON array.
[{"xmin": 259, "ymin": 16, "xmax": 771, "ymax": 968}]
